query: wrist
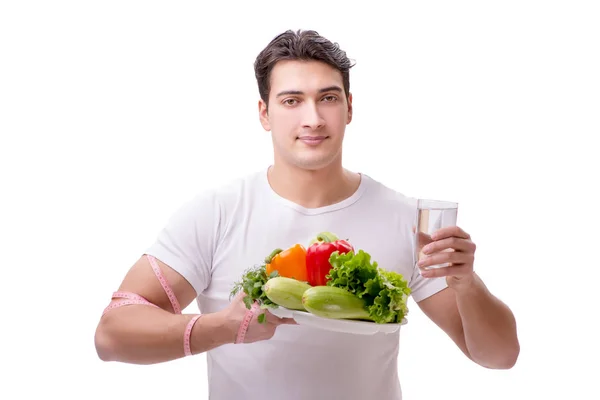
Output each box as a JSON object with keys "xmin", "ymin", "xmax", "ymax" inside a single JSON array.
[
  {"xmin": 183, "ymin": 315, "xmax": 202, "ymax": 356},
  {"xmin": 190, "ymin": 311, "xmax": 237, "ymax": 354},
  {"xmin": 446, "ymin": 272, "xmax": 479, "ymax": 294},
  {"xmin": 213, "ymin": 309, "xmax": 239, "ymax": 345}
]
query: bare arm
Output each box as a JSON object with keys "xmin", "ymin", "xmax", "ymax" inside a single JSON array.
[
  {"xmin": 415, "ymin": 226, "xmax": 520, "ymax": 369},
  {"xmin": 96, "ymin": 300, "xmax": 232, "ymax": 365},
  {"xmin": 95, "ymin": 255, "xmax": 292, "ymax": 365},
  {"xmin": 418, "ymin": 274, "xmax": 520, "ymax": 369}
]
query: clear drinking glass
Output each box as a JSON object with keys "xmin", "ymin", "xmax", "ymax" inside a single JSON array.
[{"xmin": 414, "ymin": 199, "xmax": 458, "ymax": 270}]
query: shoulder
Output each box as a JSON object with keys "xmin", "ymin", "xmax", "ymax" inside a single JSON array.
[
  {"xmin": 207, "ymin": 168, "xmax": 267, "ymax": 212},
  {"xmin": 155, "ymin": 169, "xmax": 267, "ymax": 254},
  {"xmin": 174, "ymin": 168, "xmax": 267, "ymax": 234},
  {"xmin": 164, "ymin": 168, "xmax": 266, "ymax": 226},
  {"xmin": 188, "ymin": 168, "xmax": 266, "ymax": 207},
  {"xmin": 359, "ymin": 173, "xmax": 417, "ymax": 217}
]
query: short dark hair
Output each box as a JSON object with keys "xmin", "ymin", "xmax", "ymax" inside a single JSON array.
[{"xmin": 254, "ymin": 29, "xmax": 355, "ymax": 107}]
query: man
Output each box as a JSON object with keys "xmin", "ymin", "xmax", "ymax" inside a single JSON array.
[{"xmin": 94, "ymin": 29, "xmax": 519, "ymax": 399}]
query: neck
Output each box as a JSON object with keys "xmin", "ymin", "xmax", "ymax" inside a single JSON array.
[{"xmin": 267, "ymin": 160, "xmax": 361, "ymax": 209}]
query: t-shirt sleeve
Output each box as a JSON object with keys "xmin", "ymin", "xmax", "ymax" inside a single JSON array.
[
  {"xmin": 144, "ymin": 192, "xmax": 220, "ymax": 296},
  {"xmin": 408, "ymin": 266, "xmax": 448, "ymax": 302}
]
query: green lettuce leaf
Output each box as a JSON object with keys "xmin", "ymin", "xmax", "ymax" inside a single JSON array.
[{"xmin": 326, "ymin": 250, "xmax": 411, "ymax": 323}]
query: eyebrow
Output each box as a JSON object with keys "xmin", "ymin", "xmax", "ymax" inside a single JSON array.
[{"xmin": 276, "ymin": 85, "xmax": 343, "ymax": 97}]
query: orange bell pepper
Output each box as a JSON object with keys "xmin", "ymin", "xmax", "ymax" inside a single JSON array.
[{"xmin": 265, "ymin": 244, "xmax": 308, "ymax": 282}]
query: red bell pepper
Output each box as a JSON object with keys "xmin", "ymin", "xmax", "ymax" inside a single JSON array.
[{"xmin": 306, "ymin": 231, "xmax": 354, "ymax": 286}]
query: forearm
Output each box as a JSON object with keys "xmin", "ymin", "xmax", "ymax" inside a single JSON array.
[
  {"xmin": 95, "ymin": 305, "xmax": 234, "ymax": 365},
  {"xmin": 454, "ymin": 273, "xmax": 520, "ymax": 369}
]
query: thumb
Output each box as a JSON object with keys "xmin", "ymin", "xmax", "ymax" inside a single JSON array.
[
  {"xmin": 417, "ymin": 231, "xmax": 433, "ymax": 245},
  {"xmin": 276, "ymin": 317, "xmax": 297, "ymax": 325},
  {"xmin": 231, "ymin": 291, "xmax": 246, "ymax": 303}
]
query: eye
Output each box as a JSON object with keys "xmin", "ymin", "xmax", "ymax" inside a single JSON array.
[
  {"xmin": 283, "ymin": 98, "xmax": 299, "ymax": 106},
  {"xmin": 322, "ymin": 95, "xmax": 338, "ymax": 102}
]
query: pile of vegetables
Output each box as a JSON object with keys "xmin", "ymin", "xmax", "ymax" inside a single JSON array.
[{"xmin": 230, "ymin": 231, "xmax": 411, "ymax": 324}]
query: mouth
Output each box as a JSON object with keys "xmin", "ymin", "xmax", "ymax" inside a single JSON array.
[{"xmin": 297, "ymin": 135, "xmax": 329, "ymax": 146}]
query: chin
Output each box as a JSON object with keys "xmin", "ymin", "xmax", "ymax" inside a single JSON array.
[
  {"xmin": 274, "ymin": 139, "xmax": 342, "ymax": 170},
  {"xmin": 291, "ymin": 152, "xmax": 341, "ymax": 171}
]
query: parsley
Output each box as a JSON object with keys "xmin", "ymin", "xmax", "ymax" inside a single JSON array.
[{"xmin": 230, "ymin": 264, "xmax": 279, "ymax": 323}]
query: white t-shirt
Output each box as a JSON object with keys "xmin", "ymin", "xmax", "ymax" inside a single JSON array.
[{"xmin": 146, "ymin": 167, "xmax": 448, "ymax": 400}]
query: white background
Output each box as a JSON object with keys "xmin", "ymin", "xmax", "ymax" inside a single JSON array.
[{"xmin": 1, "ymin": 1, "xmax": 599, "ymax": 399}]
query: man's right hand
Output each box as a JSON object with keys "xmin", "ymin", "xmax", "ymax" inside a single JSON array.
[{"xmin": 223, "ymin": 293, "xmax": 296, "ymax": 344}]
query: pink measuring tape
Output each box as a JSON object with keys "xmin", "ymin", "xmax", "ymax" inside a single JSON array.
[
  {"xmin": 102, "ymin": 254, "xmax": 201, "ymax": 356},
  {"xmin": 235, "ymin": 302, "xmax": 259, "ymax": 344},
  {"xmin": 146, "ymin": 254, "xmax": 182, "ymax": 314},
  {"xmin": 102, "ymin": 292, "xmax": 160, "ymax": 315},
  {"xmin": 102, "ymin": 254, "xmax": 255, "ymax": 351}
]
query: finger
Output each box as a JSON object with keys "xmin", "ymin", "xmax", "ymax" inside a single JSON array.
[
  {"xmin": 418, "ymin": 250, "xmax": 473, "ymax": 269},
  {"xmin": 413, "ymin": 225, "xmax": 432, "ymax": 237},
  {"xmin": 234, "ymin": 291, "xmax": 245, "ymax": 300},
  {"xmin": 416, "ymin": 231, "xmax": 433, "ymax": 252},
  {"xmin": 417, "ymin": 231, "xmax": 433, "ymax": 244},
  {"xmin": 231, "ymin": 292, "xmax": 248, "ymax": 309},
  {"xmin": 231, "ymin": 290, "xmax": 248, "ymax": 302},
  {"xmin": 234, "ymin": 294, "xmax": 256, "ymax": 311},
  {"xmin": 276, "ymin": 317, "xmax": 297, "ymax": 325},
  {"xmin": 422, "ymin": 237, "xmax": 476, "ymax": 255},
  {"xmin": 263, "ymin": 310, "xmax": 296, "ymax": 325},
  {"xmin": 420, "ymin": 264, "xmax": 471, "ymax": 278},
  {"xmin": 431, "ymin": 226, "xmax": 470, "ymax": 241}
]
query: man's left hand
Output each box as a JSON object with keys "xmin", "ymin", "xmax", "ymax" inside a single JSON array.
[{"xmin": 417, "ymin": 226, "xmax": 476, "ymax": 287}]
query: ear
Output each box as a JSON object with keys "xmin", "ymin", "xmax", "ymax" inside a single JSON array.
[
  {"xmin": 258, "ymin": 99, "xmax": 271, "ymax": 131},
  {"xmin": 346, "ymin": 93, "xmax": 353, "ymax": 124}
]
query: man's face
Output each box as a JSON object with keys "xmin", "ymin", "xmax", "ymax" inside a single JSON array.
[{"xmin": 259, "ymin": 60, "xmax": 353, "ymax": 171}]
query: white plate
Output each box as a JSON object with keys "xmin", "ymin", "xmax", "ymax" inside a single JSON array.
[{"xmin": 269, "ymin": 306, "xmax": 406, "ymax": 335}]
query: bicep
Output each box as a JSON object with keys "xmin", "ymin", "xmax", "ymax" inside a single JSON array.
[
  {"xmin": 417, "ymin": 287, "xmax": 471, "ymax": 359},
  {"xmin": 108, "ymin": 192, "xmax": 218, "ymax": 314},
  {"xmin": 114, "ymin": 254, "xmax": 197, "ymax": 314}
]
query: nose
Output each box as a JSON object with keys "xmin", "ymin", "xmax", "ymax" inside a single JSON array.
[{"xmin": 301, "ymin": 102, "xmax": 326, "ymax": 130}]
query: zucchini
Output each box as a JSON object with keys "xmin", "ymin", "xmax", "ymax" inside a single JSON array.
[
  {"xmin": 264, "ymin": 277, "xmax": 312, "ymax": 310},
  {"xmin": 302, "ymin": 286, "xmax": 371, "ymax": 321}
]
